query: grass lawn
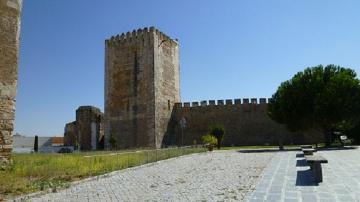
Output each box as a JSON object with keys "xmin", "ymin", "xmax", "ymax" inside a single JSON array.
[{"xmin": 0, "ymin": 147, "xmax": 206, "ymax": 200}]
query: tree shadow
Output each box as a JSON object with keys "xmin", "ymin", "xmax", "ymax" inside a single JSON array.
[
  {"xmin": 296, "ymin": 169, "xmax": 318, "ymax": 186},
  {"xmin": 318, "ymin": 146, "xmax": 358, "ymax": 151},
  {"xmin": 237, "ymin": 148, "xmax": 300, "ymax": 153}
]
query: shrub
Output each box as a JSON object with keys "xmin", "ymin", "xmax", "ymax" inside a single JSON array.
[
  {"xmin": 210, "ymin": 126, "xmax": 225, "ymax": 149},
  {"xmin": 201, "ymin": 134, "xmax": 217, "ymax": 146},
  {"xmin": 109, "ymin": 135, "xmax": 117, "ymax": 150}
]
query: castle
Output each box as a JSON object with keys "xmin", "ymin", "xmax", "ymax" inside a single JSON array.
[
  {"xmin": 64, "ymin": 27, "xmax": 323, "ymax": 150},
  {"xmin": 0, "ymin": 0, "xmax": 22, "ymax": 166}
]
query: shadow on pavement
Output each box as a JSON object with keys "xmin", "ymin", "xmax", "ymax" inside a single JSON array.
[
  {"xmin": 296, "ymin": 169, "xmax": 318, "ymax": 186},
  {"xmin": 296, "ymin": 159, "xmax": 308, "ymax": 167},
  {"xmin": 296, "ymin": 153, "xmax": 304, "ymax": 158},
  {"xmin": 237, "ymin": 148, "xmax": 300, "ymax": 153},
  {"xmin": 317, "ymin": 146, "xmax": 358, "ymax": 151}
]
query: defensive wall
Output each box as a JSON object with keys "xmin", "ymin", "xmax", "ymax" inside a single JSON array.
[
  {"xmin": 167, "ymin": 98, "xmax": 324, "ymax": 146},
  {"xmin": 65, "ymin": 27, "xmax": 325, "ymax": 150},
  {"xmin": 0, "ymin": 0, "xmax": 22, "ymax": 167}
]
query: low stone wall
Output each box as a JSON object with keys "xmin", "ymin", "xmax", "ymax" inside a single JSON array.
[
  {"xmin": 167, "ymin": 99, "xmax": 324, "ymax": 146},
  {"xmin": 0, "ymin": 0, "xmax": 22, "ymax": 167}
]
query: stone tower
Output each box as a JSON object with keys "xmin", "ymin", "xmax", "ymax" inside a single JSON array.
[
  {"xmin": 104, "ymin": 27, "xmax": 180, "ymax": 149},
  {"xmin": 0, "ymin": 0, "xmax": 22, "ymax": 167}
]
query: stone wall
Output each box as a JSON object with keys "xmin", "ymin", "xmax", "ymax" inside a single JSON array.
[
  {"xmin": 64, "ymin": 121, "xmax": 77, "ymax": 147},
  {"xmin": 64, "ymin": 106, "xmax": 103, "ymax": 150},
  {"xmin": 0, "ymin": 0, "xmax": 22, "ymax": 167},
  {"xmin": 153, "ymin": 29, "xmax": 180, "ymax": 148},
  {"xmin": 104, "ymin": 27, "xmax": 180, "ymax": 149},
  {"xmin": 169, "ymin": 98, "xmax": 324, "ymax": 146}
]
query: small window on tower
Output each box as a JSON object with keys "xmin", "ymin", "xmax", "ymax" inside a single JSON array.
[{"xmin": 168, "ymin": 100, "xmax": 171, "ymax": 110}]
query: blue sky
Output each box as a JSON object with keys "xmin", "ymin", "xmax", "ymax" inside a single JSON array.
[{"xmin": 15, "ymin": 0, "xmax": 360, "ymax": 136}]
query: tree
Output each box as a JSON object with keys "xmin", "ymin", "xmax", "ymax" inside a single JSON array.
[
  {"xmin": 109, "ymin": 135, "xmax": 117, "ymax": 150},
  {"xmin": 34, "ymin": 135, "xmax": 39, "ymax": 153},
  {"xmin": 268, "ymin": 65, "xmax": 360, "ymax": 147},
  {"xmin": 210, "ymin": 126, "xmax": 225, "ymax": 149}
]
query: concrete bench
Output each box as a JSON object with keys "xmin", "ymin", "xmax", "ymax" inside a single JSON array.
[
  {"xmin": 302, "ymin": 148, "xmax": 316, "ymax": 156},
  {"xmin": 305, "ymin": 155, "xmax": 328, "ymax": 183}
]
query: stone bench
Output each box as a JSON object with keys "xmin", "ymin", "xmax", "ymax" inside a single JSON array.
[
  {"xmin": 302, "ymin": 148, "xmax": 316, "ymax": 156},
  {"xmin": 305, "ymin": 155, "xmax": 328, "ymax": 183}
]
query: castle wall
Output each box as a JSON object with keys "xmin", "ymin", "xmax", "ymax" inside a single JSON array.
[
  {"xmin": 76, "ymin": 106, "xmax": 103, "ymax": 150},
  {"xmin": 170, "ymin": 98, "xmax": 324, "ymax": 146},
  {"xmin": 0, "ymin": 0, "xmax": 22, "ymax": 167},
  {"xmin": 64, "ymin": 121, "xmax": 77, "ymax": 147},
  {"xmin": 154, "ymin": 30, "xmax": 180, "ymax": 148},
  {"xmin": 104, "ymin": 27, "xmax": 179, "ymax": 149}
]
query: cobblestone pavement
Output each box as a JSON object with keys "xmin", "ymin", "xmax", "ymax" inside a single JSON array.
[
  {"xmin": 27, "ymin": 151, "xmax": 273, "ymax": 202},
  {"xmin": 247, "ymin": 147, "xmax": 360, "ymax": 202}
]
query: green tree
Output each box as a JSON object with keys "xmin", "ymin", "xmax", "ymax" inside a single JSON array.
[
  {"xmin": 210, "ymin": 126, "xmax": 225, "ymax": 149},
  {"xmin": 109, "ymin": 135, "xmax": 117, "ymax": 150},
  {"xmin": 268, "ymin": 65, "xmax": 360, "ymax": 147},
  {"xmin": 34, "ymin": 135, "xmax": 38, "ymax": 153}
]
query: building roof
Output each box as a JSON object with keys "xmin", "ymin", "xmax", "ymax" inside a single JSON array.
[{"xmin": 52, "ymin": 137, "xmax": 64, "ymax": 145}]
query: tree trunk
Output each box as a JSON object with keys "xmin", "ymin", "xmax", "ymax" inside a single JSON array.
[
  {"xmin": 324, "ymin": 129, "xmax": 332, "ymax": 147},
  {"xmin": 278, "ymin": 134, "xmax": 284, "ymax": 150},
  {"xmin": 34, "ymin": 135, "xmax": 39, "ymax": 153},
  {"xmin": 217, "ymin": 137, "xmax": 222, "ymax": 149}
]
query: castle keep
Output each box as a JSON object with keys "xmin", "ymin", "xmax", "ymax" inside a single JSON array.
[
  {"xmin": 0, "ymin": 0, "xmax": 22, "ymax": 166},
  {"xmin": 65, "ymin": 27, "xmax": 323, "ymax": 150},
  {"xmin": 104, "ymin": 27, "xmax": 180, "ymax": 149}
]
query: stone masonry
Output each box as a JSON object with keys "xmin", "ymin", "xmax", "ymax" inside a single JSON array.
[
  {"xmin": 168, "ymin": 99, "xmax": 323, "ymax": 146},
  {"xmin": 64, "ymin": 121, "xmax": 77, "ymax": 147},
  {"xmin": 104, "ymin": 27, "xmax": 180, "ymax": 149},
  {"xmin": 64, "ymin": 106, "xmax": 104, "ymax": 150},
  {"xmin": 0, "ymin": 0, "xmax": 22, "ymax": 167},
  {"xmin": 67, "ymin": 27, "xmax": 324, "ymax": 150}
]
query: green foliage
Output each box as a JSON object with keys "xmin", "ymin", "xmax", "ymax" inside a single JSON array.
[
  {"xmin": 201, "ymin": 134, "xmax": 218, "ymax": 146},
  {"xmin": 109, "ymin": 135, "xmax": 117, "ymax": 150},
  {"xmin": 34, "ymin": 135, "xmax": 38, "ymax": 153},
  {"xmin": 210, "ymin": 126, "xmax": 225, "ymax": 149},
  {"xmin": 0, "ymin": 147, "xmax": 206, "ymax": 199},
  {"xmin": 268, "ymin": 64, "xmax": 360, "ymax": 146}
]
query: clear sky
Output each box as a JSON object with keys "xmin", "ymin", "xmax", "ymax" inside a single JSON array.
[{"xmin": 15, "ymin": 0, "xmax": 360, "ymax": 136}]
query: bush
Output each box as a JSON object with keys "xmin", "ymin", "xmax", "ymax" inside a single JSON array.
[
  {"xmin": 109, "ymin": 135, "xmax": 117, "ymax": 150},
  {"xmin": 201, "ymin": 134, "xmax": 217, "ymax": 146},
  {"xmin": 210, "ymin": 126, "xmax": 225, "ymax": 149}
]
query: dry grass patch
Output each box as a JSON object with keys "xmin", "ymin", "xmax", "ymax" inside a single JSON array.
[{"xmin": 0, "ymin": 147, "xmax": 206, "ymax": 200}]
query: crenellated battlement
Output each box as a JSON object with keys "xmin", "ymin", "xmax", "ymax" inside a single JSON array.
[
  {"xmin": 105, "ymin": 26, "xmax": 178, "ymax": 46},
  {"xmin": 174, "ymin": 98, "xmax": 271, "ymax": 108}
]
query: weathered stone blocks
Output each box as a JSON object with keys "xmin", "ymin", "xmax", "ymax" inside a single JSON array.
[
  {"xmin": 172, "ymin": 101, "xmax": 324, "ymax": 146},
  {"xmin": 0, "ymin": 0, "xmax": 22, "ymax": 167},
  {"xmin": 64, "ymin": 106, "xmax": 103, "ymax": 150},
  {"xmin": 104, "ymin": 27, "xmax": 180, "ymax": 149}
]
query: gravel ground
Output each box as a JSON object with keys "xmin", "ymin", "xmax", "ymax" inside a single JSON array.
[{"xmin": 26, "ymin": 150, "xmax": 273, "ymax": 202}]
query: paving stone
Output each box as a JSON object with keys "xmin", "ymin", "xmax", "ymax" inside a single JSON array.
[
  {"xmin": 247, "ymin": 148, "xmax": 360, "ymax": 202},
  {"xmin": 21, "ymin": 151, "xmax": 273, "ymax": 202},
  {"xmin": 266, "ymin": 193, "xmax": 282, "ymax": 201},
  {"xmin": 284, "ymin": 198, "xmax": 299, "ymax": 202},
  {"xmin": 336, "ymin": 194, "xmax": 355, "ymax": 201}
]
